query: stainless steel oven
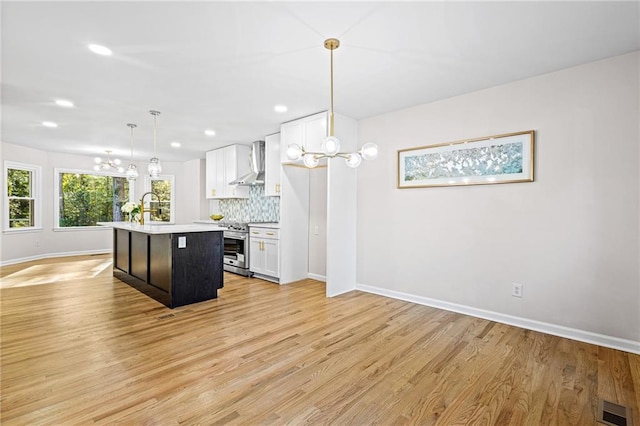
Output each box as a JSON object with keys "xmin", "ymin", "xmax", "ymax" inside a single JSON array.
[{"xmin": 222, "ymin": 223, "xmax": 251, "ymax": 276}]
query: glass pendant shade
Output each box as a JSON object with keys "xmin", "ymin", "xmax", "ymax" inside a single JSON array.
[
  {"xmin": 345, "ymin": 152, "xmax": 362, "ymax": 168},
  {"xmin": 360, "ymin": 142, "xmax": 379, "ymax": 161},
  {"xmin": 148, "ymin": 157, "xmax": 162, "ymax": 178},
  {"xmin": 321, "ymin": 136, "xmax": 341, "ymax": 156},
  {"xmin": 126, "ymin": 163, "xmax": 139, "ymax": 181},
  {"xmin": 287, "ymin": 144, "xmax": 303, "ymax": 161},
  {"xmin": 303, "ymin": 154, "xmax": 319, "ymax": 168}
]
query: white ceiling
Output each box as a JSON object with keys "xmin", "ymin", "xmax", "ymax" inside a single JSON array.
[{"xmin": 2, "ymin": 1, "xmax": 638, "ymax": 162}]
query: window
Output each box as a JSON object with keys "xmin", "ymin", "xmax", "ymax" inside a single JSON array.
[
  {"xmin": 144, "ymin": 175, "xmax": 174, "ymax": 223},
  {"xmin": 4, "ymin": 161, "xmax": 41, "ymax": 231},
  {"xmin": 55, "ymin": 169, "xmax": 130, "ymax": 228}
]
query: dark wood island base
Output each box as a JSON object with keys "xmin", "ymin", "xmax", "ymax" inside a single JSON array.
[{"xmin": 110, "ymin": 226, "xmax": 224, "ymax": 308}]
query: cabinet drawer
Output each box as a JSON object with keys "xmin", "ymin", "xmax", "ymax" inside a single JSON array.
[{"xmin": 249, "ymin": 227, "xmax": 279, "ymax": 239}]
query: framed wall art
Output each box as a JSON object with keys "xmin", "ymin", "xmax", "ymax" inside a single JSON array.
[{"xmin": 397, "ymin": 130, "xmax": 535, "ymax": 189}]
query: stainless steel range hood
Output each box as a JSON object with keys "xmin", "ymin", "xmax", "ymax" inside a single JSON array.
[{"xmin": 229, "ymin": 140, "xmax": 265, "ymax": 186}]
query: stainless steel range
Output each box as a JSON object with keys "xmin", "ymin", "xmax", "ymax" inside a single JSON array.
[{"xmin": 220, "ymin": 222, "xmax": 251, "ymax": 276}]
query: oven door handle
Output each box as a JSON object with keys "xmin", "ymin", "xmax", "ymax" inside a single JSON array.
[{"xmin": 224, "ymin": 232, "xmax": 247, "ymax": 240}]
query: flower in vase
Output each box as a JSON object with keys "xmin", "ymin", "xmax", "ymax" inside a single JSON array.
[{"xmin": 121, "ymin": 201, "xmax": 141, "ymax": 222}]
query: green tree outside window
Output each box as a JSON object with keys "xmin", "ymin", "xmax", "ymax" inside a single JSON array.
[
  {"xmin": 58, "ymin": 173, "xmax": 129, "ymax": 227},
  {"xmin": 7, "ymin": 168, "xmax": 34, "ymax": 228}
]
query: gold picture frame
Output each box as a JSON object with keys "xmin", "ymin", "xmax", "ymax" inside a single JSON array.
[{"xmin": 397, "ymin": 130, "xmax": 535, "ymax": 189}]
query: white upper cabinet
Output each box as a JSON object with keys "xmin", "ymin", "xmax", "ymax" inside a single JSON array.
[
  {"xmin": 265, "ymin": 133, "xmax": 281, "ymax": 196},
  {"xmin": 205, "ymin": 144, "xmax": 250, "ymax": 199},
  {"xmin": 280, "ymin": 111, "xmax": 328, "ymax": 164}
]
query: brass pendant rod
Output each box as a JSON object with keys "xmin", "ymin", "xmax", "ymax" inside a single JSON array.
[
  {"xmin": 329, "ymin": 44, "xmax": 334, "ymax": 137},
  {"xmin": 324, "ymin": 38, "xmax": 339, "ymax": 137}
]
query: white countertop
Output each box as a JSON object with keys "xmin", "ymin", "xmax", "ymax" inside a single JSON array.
[
  {"xmin": 97, "ymin": 222, "xmax": 226, "ymax": 234},
  {"xmin": 249, "ymin": 222, "xmax": 280, "ymax": 229}
]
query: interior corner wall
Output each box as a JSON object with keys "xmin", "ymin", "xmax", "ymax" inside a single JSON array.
[{"xmin": 356, "ymin": 51, "xmax": 640, "ymax": 344}]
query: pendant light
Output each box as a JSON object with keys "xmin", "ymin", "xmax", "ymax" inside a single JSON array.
[
  {"xmin": 287, "ymin": 38, "xmax": 378, "ymax": 168},
  {"xmin": 125, "ymin": 123, "xmax": 139, "ymax": 181},
  {"xmin": 148, "ymin": 110, "xmax": 162, "ymax": 178}
]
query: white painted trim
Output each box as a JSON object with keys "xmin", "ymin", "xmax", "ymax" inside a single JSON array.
[
  {"xmin": 0, "ymin": 249, "xmax": 111, "ymax": 267},
  {"xmin": 356, "ymin": 283, "xmax": 640, "ymax": 355},
  {"xmin": 307, "ymin": 273, "xmax": 326, "ymax": 282}
]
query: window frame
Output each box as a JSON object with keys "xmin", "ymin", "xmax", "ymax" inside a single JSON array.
[
  {"xmin": 3, "ymin": 161, "xmax": 42, "ymax": 233},
  {"xmin": 143, "ymin": 174, "xmax": 175, "ymax": 224},
  {"xmin": 53, "ymin": 168, "xmax": 132, "ymax": 230}
]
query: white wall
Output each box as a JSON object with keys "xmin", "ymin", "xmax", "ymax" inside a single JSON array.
[
  {"xmin": 0, "ymin": 142, "xmax": 200, "ymax": 264},
  {"xmin": 357, "ymin": 52, "xmax": 639, "ymax": 346},
  {"xmin": 176, "ymin": 158, "xmax": 208, "ymax": 224}
]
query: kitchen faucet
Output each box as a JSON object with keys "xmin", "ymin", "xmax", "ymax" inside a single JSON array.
[{"xmin": 139, "ymin": 191, "xmax": 161, "ymax": 225}]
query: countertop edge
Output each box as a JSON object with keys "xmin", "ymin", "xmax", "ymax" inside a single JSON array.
[{"xmin": 97, "ymin": 222, "xmax": 226, "ymax": 235}]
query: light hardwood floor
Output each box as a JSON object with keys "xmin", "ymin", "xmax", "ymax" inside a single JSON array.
[{"xmin": 1, "ymin": 255, "xmax": 639, "ymax": 425}]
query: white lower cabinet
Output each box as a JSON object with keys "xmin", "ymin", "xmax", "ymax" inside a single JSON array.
[{"xmin": 249, "ymin": 227, "xmax": 280, "ymax": 280}]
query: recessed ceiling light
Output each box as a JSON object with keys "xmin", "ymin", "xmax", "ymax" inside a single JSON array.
[
  {"xmin": 55, "ymin": 99, "xmax": 74, "ymax": 108},
  {"xmin": 274, "ymin": 105, "xmax": 288, "ymax": 113},
  {"xmin": 204, "ymin": 129, "xmax": 216, "ymax": 137},
  {"xmin": 88, "ymin": 44, "xmax": 112, "ymax": 56},
  {"xmin": 171, "ymin": 142, "xmax": 181, "ymax": 148},
  {"xmin": 42, "ymin": 121, "xmax": 58, "ymax": 128}
]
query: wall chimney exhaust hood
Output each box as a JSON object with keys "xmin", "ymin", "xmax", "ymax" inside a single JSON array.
[{"xmin": 230, "ymin": 140, "xmax": 265, "ymax": 186}]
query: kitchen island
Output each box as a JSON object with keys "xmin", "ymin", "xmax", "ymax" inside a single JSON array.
[{"xmin": 98, "ymin": 222, "xmax": 227, "ymax": 308}]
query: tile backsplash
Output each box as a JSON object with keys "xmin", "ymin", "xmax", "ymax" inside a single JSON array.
[{"xmin": 216, "ymin": 185, "xmax": 280, "ymax": 222}]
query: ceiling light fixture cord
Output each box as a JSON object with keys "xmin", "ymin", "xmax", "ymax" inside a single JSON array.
[
  {"xmin": 129, "ymin": 123, "xmax": 136, "ymax": 158},
  {"xmin": 126, "ymin": 123, "xmax": 139, "ymax": 182},
  {"xmin": 151, "ymin": 110, "xmax": 160, "ymax": 156},
  {"xmin": 148, "ymin": 110, "xmax": 162, "ymax": 178}
]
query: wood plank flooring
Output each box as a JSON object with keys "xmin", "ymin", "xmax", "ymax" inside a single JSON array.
[{"xmin": 1, "ymin": 254, "xmax": 639, "ymax": 425}]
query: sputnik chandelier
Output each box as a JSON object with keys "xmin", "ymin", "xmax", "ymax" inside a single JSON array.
[
  {"xmin": 286, "ymin": 38, "xmax": 378, "ymax": 168},
  {"xmin": 93, "ymin": 150, "xmax": 124, "ymax": 172}
]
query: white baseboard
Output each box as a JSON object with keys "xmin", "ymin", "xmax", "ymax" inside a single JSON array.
[
  {"xmin": 356, "ymin": 283, "xmax": 640, "ymax": 355},
  {"xmin": 0, "ymin": 249, "xmax": 111, "ymax": 267},
  {"xmin": 307, "ymin": 273, "xmax": 326, "ymax": 282}
]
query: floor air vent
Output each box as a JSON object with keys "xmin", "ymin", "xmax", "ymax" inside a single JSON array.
[{"xmin": 598, "ymin": 399, "xmax": 633, "ymax": 426}]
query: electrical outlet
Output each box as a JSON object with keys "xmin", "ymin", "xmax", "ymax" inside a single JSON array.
[{"xmin": 512, "ymin": 283, "xmax": 523, "ymax": 298}]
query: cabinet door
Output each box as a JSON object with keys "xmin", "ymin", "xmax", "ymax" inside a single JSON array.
[
  {"xmin": 263, "ymin": 239, "xmax": 280, "ymax": 278},
  {"xmin": 281, "ymin": 120, "xmax": 303, "ymax": 164},
  {"xmin": 249, "ymin": 238, "xmax": 265, "ymax": 274},
  {"xmin": 265, "ymin": 133, "xmax": 281, "ymax": 196},
  {"xmin": 303, "ymin": 112, "xmax": 327, "ymax": 154},
  {"xmin": 215, "ymin": 148, "xmax": 225, "ymax": 198},
  {"xmin": 205, "ymin": 150, "xmax": 217, "ymax": 199}
]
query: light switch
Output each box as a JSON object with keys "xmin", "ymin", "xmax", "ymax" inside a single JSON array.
[{"xmin": 178, "ymin": 236, "xmax": 187, "ymax": 248}]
